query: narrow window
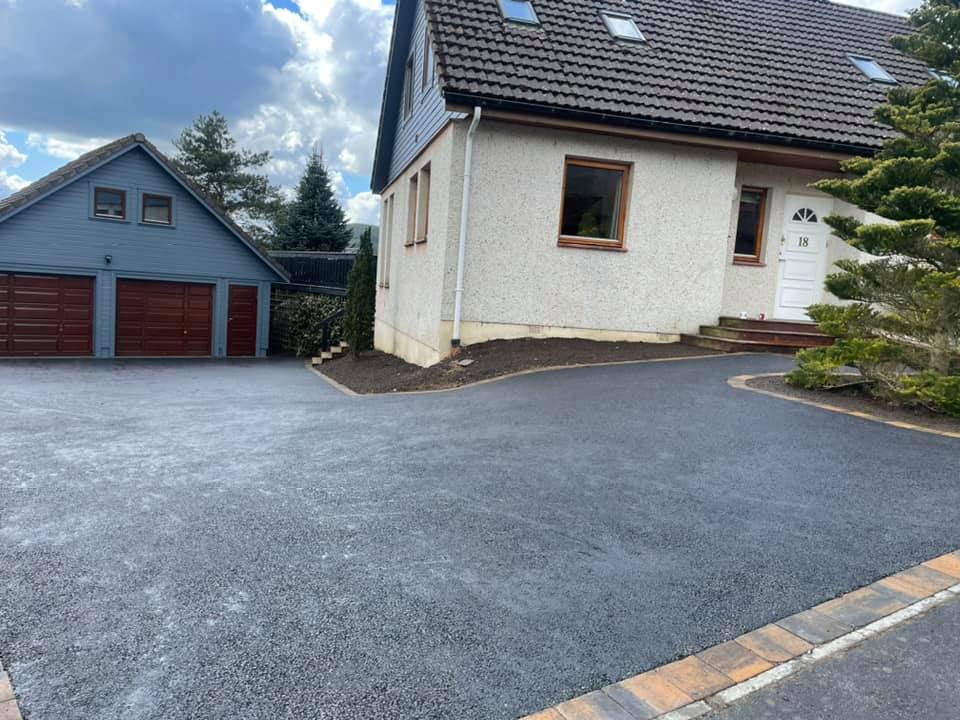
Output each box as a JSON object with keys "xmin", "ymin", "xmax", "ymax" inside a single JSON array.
[
  {"xmin": 497, "ymin": 0, "xmax": 539, "ymax": 25},
  {"xmin": 733, "ymin": 187, "xmax": 768, "ymax": 262},
  {"xmin": 416, "ymin": 164, "xmax": 431, "ymax": 244},
  {"xmin": 142, "ymin": 193, "xmax": 172, "ymax": 225},
  {"xmin": 94, "ymin": 187, "xmax": 126, "ymax": 220},
  {"xmin": 405, "ymin": 174, "xmax": 418, "ymax": 246},
  {"xmin": 601, "ymin": 11, "xmax": 644, "ymax": 42},
  {"xmin": 848, "ymin": 54, "xmax": 897, "ymax": 84},
  {"xmin": 403, "ymin": 56, "xmax": 414, "ymax": 119},
  {"xmin": 379, "ymin": 195, "xmax": 394, "ymax": 288},
  {"xmin": 422, "ymin": 28, "xmax": 433, "ymax": 90},
  {"xmin": 558, "ymin": 158, "xmax": 630, "ymax": 249}
]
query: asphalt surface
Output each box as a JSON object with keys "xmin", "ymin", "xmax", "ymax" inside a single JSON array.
[
  {"xmin": 711, "ymin": 595, "xmax": 960, "ymax": 720},
  {"xmin": 1, "ymin": 354, "xmax": 958, "ymax": 720}
]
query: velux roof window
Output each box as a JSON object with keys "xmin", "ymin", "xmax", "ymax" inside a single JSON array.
[
  {"xmin": 601, "ymin": 11, "xmax": 645, "ymax": 42},
  {"xmin": 497, "ymin": 0, "xmax": 539, "ymax": 25},
  {"xmin": 929, "ymin": 68, "xmax": 959, "ymax": 87},
  {"xmin": 848, "ymin": 54, "xmax": 897, "ymax": 84}
]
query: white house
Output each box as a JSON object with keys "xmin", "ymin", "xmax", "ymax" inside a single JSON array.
[{"xmin": 370, "ymin": 0, "xmax": 931, "ymax": 367}]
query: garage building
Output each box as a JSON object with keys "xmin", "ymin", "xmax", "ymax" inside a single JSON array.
[{"xmin": 0, "ymin": 133, "xmax": 288, "ymax": 358}]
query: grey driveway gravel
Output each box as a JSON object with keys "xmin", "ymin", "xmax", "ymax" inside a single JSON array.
[
  {"xmin": 1, "ymin": 354, "xmax": 958, "ymax": 720},
  {"xmin": 710, "ymin": 595, "xmax": 960, "ymax": 720}
]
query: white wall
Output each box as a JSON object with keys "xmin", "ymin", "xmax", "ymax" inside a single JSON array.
[
  {"xmin": 448, "ymin": 121, "xmax": 739, "ymax": 339},
  {"xmin": 374, "ymin": 124, "xmax": 456, "ymax": 366}
]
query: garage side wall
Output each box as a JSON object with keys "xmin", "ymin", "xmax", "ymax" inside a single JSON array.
[{"xmin": 0, "ymin": 147, "xmax": 277, "ymax": 357}]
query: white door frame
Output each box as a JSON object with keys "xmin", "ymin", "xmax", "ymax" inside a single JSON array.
[{"xmin": 774, "ymin": 195, "xmax": 834, "ymax": 321}]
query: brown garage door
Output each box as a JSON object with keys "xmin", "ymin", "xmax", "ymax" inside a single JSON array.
[
  {"xmin": 0, "ymin": 273, "xmax": 95, "ymax": 356},
  {"xmin": 227, "ymin": 285, "xmax": 258, "ymax": 357},
  {"xmin": 116, "ymin": 279, "xmax": 213, "ymax": 356}
]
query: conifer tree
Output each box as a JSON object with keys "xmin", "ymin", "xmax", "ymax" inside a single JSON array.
[
  {"xmin": 342, "ymin": 228, "xmax": 377, "ymax": 358},
  {"xmin": 274, "ymin": 148, "xmax": 352, "ymax": 251},
  {"xmin": 789, "ymin": 0, "xmax": 960, "ymax": 415},
  {"xmin": 172, "ymin": 111, "xmax": 283, "ymax": 240}
]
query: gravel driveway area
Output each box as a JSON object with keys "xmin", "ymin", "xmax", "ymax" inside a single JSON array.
[{"xmin": 1, "ymin": 354, "xmax": 958, "ymax": 720}]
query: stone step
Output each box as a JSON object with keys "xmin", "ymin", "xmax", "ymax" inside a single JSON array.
[
  {"xmin": 700, "ymin": 325, "xmax": 834, "ymax": 347},
  {"xmin": 680, "ymin": 334, "xmax": 808, "ymax": 355},
  {"xmin": 719, "ymin": 316, "xmax": 826, "ymax": 335}
]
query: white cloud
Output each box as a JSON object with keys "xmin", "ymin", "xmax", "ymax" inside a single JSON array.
[
  {"xmin": 26, "ymin": 132, "xmax": 107, "ymax": 160},
  {"xmin": 235, "ymin": 0, "xmax": 393, "ymax": 204},
  {"xmin": 0, "ymin": 130, "xmax": 29, "ymax": 194},
  {"xmin": 346, "ymin": 191, "xmax": 380, "ymax": 225}
]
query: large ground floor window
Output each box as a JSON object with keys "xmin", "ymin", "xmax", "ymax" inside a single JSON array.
[{"xmin": 558, "ymin": 157, "xmax": 630, "ymax": 250}]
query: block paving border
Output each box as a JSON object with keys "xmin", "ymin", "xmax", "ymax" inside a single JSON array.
[
  {"xmin": 729, "ymin": 372, "xmax": 960, "ymax": 440},
  {"xmin": 522, "ymin": 550, "xmax": 960, "ymax": 720},
  {"xmin": 0, "ymin": 658, "xmax": 22, "ymax": 720}
]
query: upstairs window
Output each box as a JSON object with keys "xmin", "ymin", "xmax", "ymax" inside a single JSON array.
[
  {"xmin": 733, "ymin": 187, "xmax": 767, "ymax": 263},
  {"xmin": 558, "ymin": 157, "xmax": 630, "ymax": 250},
  {"xmin": 142, "ymin": 193, "xmax": 173, "ymax": 225},
  {"xmin": 94, "ymin": 187, "xmax": 126, "ymax": 220},
  {"xmin": 601, "ymin": 11, "xmax": 644, "ymax": 42},
  {"xmin": 422, "ymin": 28, "xmax": 435, "ymax": 89},
  {"xmin": 848, "ymin": 54, "xmax": 897, "ymax": 84},
  {"xmin": 403, "ymin": 55, "xmax": 414, "ymax": 119},
  {"xmin": 497, "ymin": 0, "xmax": 539, "ymax": 25}
]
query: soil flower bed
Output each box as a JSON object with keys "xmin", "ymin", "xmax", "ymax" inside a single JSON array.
[{"xmin": 318, "ymin": 337, "xmax": 720, "ymax": 394}]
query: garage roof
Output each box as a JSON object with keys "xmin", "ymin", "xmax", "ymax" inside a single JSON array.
[{"xmin": 0, "ymin": 134, "xmax": 289, "ymax": 282}]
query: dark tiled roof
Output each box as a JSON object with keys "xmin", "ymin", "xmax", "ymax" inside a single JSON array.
[
  {"xmin": 0, "ymin": 134, "xmax": 288, "ymax": 281},
  {"xmin": 427, "ymin": 0, "xmax": 932, "ymax": 151}
]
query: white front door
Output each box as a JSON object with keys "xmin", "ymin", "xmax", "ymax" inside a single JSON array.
[{"xmin": 774, "ymin": 196, "xmax": 834, "ymax": 321}]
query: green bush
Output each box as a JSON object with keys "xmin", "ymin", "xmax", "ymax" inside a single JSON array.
[
  {"xmin": 274, "ymin": 293, "xmax": 345, "ymax": 357},
  {"xmin": 342, "ymin": 227, "xmax": 376, "ymax": 358}
]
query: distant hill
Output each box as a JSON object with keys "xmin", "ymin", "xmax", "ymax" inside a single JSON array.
[{"xmin": 346, "ymin": 223, "xmax": 379, "ymax": 254}]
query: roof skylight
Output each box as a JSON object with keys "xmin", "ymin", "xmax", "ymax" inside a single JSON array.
[
  {"xmin": 848, "ymin": 54, "xmax": 897, "ymax": 84},
  {"xmin": 601, "ymin": 10, "xmax": 645, "ymax": 42},
  {"xmin": 497, "ymin": 0, "xmax": 539, "ymax": 25}
]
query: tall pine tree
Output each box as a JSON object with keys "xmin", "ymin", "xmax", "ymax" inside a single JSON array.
[
  {"xmin": 342, "ymin": 228, "xmax": 377, "ymax": 358},
  {"xmin": 274, "ymin": 149, "xmax": 352, "ymax": 251},
  {"xmin": 172, "ymin": 111, "xmax": 283, "ymax": 242},
  {"xmin": 789, "ymin": 0, "xmax": 960, "ymax": 415}
]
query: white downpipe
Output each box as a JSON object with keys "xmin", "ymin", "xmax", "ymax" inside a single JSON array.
[{"xmin": 452, "ymin": 106, "xmax": 482, "ymax": 347}]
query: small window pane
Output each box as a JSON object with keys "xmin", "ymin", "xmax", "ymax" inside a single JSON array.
[
  {"xmin": 735, "ymin": 188, "xmax": 766, "ymax": 257},
  {"xmin": 94, "ymin": 188, "xmax": 124, "ymax": 219},
  {"xmin": 143, "ymin": 195, "xmax": 172, "ymax": 224},
  {"xmin": 498, "ymin": 0, "xmax": 539, "ymax": 24},
  {"xmin": 561, "ymin": 163, "xmax": 625, "ymax": 241},
  {"xmin": 602, "ymin": 12, "xmax": 644, "ymax": 41},
  {"xmin": 849, "ymin": 55, "xmax": 897, "ymax": 84}
]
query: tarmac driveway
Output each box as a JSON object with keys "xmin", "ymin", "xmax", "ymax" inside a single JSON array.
[{"xmin": 1, "ymin": 354, "xmax": 958, "ymax": 720}]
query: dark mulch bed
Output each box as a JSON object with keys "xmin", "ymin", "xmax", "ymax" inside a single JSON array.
[
  {"xmin": 319, "ymin": 337, "xmax": 719, "ymax": 394},
  {"xmin": 747, "ymin": 374, "xmax": 960, "ymax": 435}
]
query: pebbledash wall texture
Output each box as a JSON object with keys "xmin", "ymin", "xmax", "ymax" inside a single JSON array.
[{"xmin": 375, "ymin": 119, "xmax": 873, "ymax": 367}]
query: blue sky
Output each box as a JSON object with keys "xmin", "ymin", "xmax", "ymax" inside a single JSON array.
[{"xmin": 0, "ymin": 0, "xmax": 918, "ymax": 225}]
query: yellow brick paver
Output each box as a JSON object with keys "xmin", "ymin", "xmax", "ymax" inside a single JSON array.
[
  {"xmin": 924, "ymin": 552, "xmax": 960, "ymax": 580},
  {"xmin": 698, "ymin": 640, "xmax": 774, "ymax": 682},
  {"xmin": 734, "ymin": 624, "xmax": 813, "ymax": 663},
  {"xmin": 654, "ymin": 656, "xmax": 733, "ymax": 699},
  {"xmin": 607, "ymin": 671, "xmax": 694, "ymax": 717}
]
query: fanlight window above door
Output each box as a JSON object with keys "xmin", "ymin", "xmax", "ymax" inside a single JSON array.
[{"xmin": 792, "ymin": 208, "xmax": 818, "ymax": 223}]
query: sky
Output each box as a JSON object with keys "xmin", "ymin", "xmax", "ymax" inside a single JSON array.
[{"xmin": 0, "ymin": 0, "xmax": 921, "ymax": 226}]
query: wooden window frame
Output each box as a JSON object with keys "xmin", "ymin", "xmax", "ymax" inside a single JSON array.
[
  {"xmin": 405, "ymin": 173, "xmax": 418, "ymax": 247},
  {"xmin": 732, "ymin": 186, "xmax": 768, "ymax": 265},
  {"xmin": 93, "ymin": 186, "xmax": 127, "ymax": 221},
  {"xmin": 415, "ymin": 163, "xmax": 430, "ymax": 244},
  {"xmin": 141, "ymin": 193, "xmax": 173, "ymax": 225},
  {"xmin": 557, "ymin": 157, "xmax": 631, "ymax": 251}
]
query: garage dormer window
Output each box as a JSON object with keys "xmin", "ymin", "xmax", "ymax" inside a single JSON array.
[
  {"xmin": 142, "ymin": 193, "xmax": 173, "ymax": 225},
  {"xmin": 497, "ymin": 0, "xmax": 539, "ymax": 25},
  {"xmin": 94, "ymin": 187, "xmax": 126, "ymax": 220},
  {"xmin": 848, "ymin": 54, "xmax": 897, "ymax": 84},
  {"xmin": 601, "ymin": 11, "xmax": 644, "ymax": 42}
]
